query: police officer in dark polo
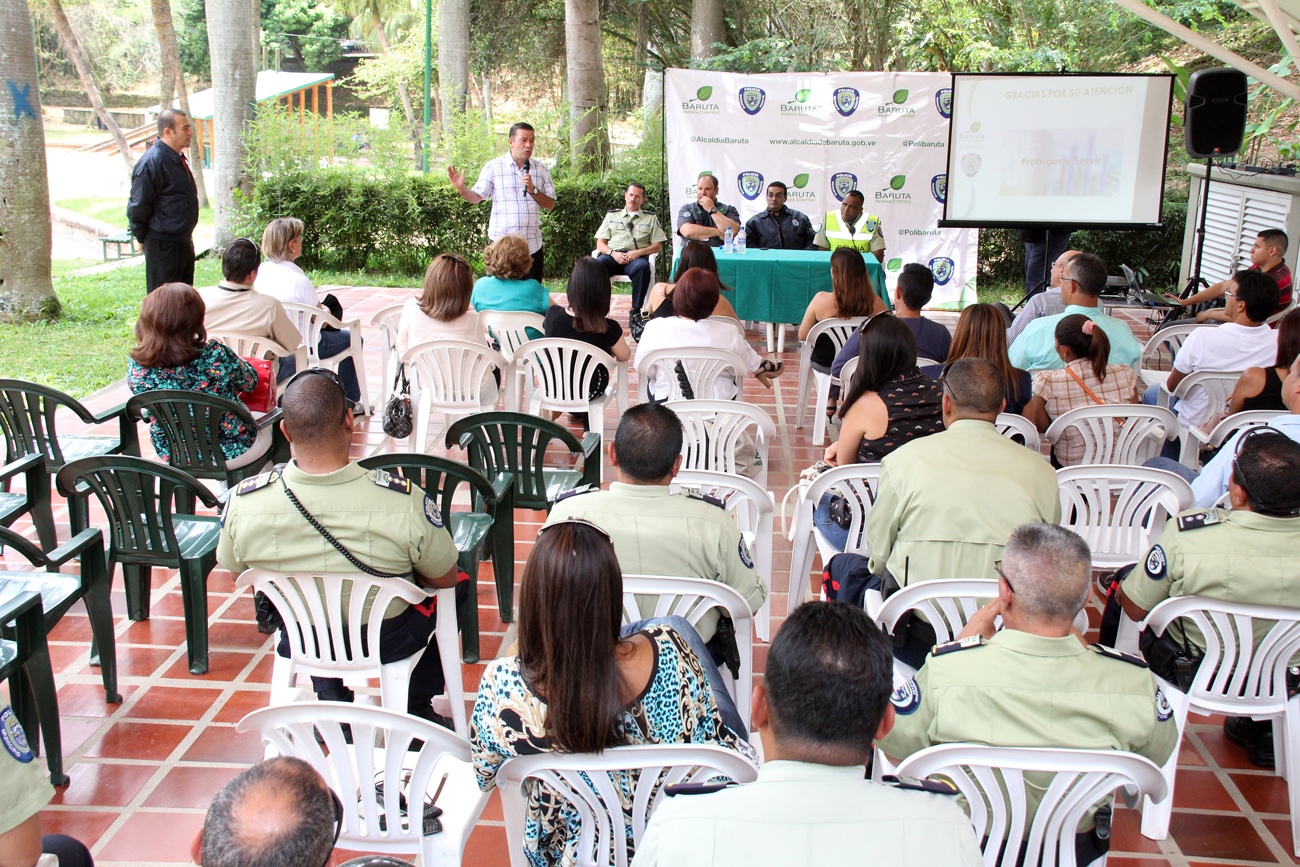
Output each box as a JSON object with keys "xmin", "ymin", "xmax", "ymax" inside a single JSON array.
[
  {"xmin": 216, "ymin": 370, "xmax": 462, "ymax": 727},
  {"xmin": 744, "ymin": 182, "xmax": 816, "ymax": 250},
  {"xmin": 595, "ymin": 182, "xmax": 669, "ymax": 312},
  {"xmin": 676, "ymin": 173, "xmax": 742, "ymax": 248}
]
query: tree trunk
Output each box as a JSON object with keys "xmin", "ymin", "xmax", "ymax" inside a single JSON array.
[
  {"xmin": 0, "ymin": 0, "xmax": 57, "ymax": 319},
  {"xmin": 46, "ymin": 0, "xmax": 134, "ymax": 170},
  {"xmin": 482, "ymin": 74, "xmax": 492, "ymax": 122},
  {"xmin": 149, "ymin": 0, "xmax": 207, "ymax": 207},
  {"xmin": 690, "ymin": 0, "xmax": 725, "ymax": 63},
  {"xmin": 176, "ymin": 74, "xmax": 210, "ymax": 208},
  {"xmin": 565, "ymin": 0, "xmax": 609, "ymax": 173},
  {"xmin": 207, "ymin": 0, "xmax": 257, "ymax": 247},
  {"xmin": 642, "ymin": 63, "xmax": 663, "ymax": 120},
  {"xmin": 369, "ymin": 8, "xmax": 422, "ymax": 161},
  {"xmin": 437, "ymin": 0, "xmax": 468, "ymax": 137}
]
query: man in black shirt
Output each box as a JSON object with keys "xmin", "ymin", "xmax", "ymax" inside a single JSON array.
[
  {"xmin": 128, "ymin": 108, "xmax": 200, "ymax": 293},
  {"xmin": 744, "ymin": 182, "xmax": 815, "ymax": 250},
  {"xmin": 675, "ymin": 173, "xmax": 742, "ymax": 248}
]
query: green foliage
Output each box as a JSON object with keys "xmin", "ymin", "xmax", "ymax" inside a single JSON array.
[
  {"xmin": 177, "ymin": 0, "xmax": 211, "ymax": 79},
  {"xmin": 262, "ymin": 0, "xmax": 350, "ymax": 71},
  {"xmin": 348, "ymin": 36, "xmax": 425, "ymax": 112},
  {"xmin": 31, "ymin": 0, "xmax": 160, "ymax": 92}
]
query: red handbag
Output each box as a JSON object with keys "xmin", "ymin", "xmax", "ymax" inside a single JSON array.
[{"xmin": 239, "ymin": 357, "xmax": 276, "ymax": 413}]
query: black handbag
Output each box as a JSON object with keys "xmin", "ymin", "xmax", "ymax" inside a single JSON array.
[
  {"xmin": 382, "ymin": 364, "xmax": 413, "ymax": 439},
  {"xmin": 629, "ymin": 308, "xmax": 648, "ymax": 342},
  {"xmin": 1139, "ymin": 620, "xmax": 1203, "ymax": 690}
]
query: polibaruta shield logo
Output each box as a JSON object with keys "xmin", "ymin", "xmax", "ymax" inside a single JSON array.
[
  {"xmin": 831, "ymin": 172, "xmax": 858, "ymax": 202},
  {"xmin": 833, "ymin": 87, "xmax": 860, "ymax": 117},
  {"xmin": 738, "ymin": 171, "xmax": 765, "ymax": 201},
  {"xmin": 930, "ymin": 257, "xmax": 956, "ymax": 286},
  {"xmin": 738, "ymin": 86, "xmax": 766, "ymax": 115},
  {"xmin": 935, "ymin": 88, "xmax": 953, "ymax": 118},
  {"xmin": 961, "ymin": 153, "xmax": 982, "ymax": 177},
  {"xmin": 931, "ymin": 174, "xmax": 947, "ymax": 203}
]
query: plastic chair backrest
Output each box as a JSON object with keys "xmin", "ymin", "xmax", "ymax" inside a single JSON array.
[
  {"xmin": 371, "ymin": 303, "xmax": 405, "ymax": 383},
  {"xmin": 1142, "ymin": 596, "xmax": 1300, "ymax": 716},
  {"xmin": 706, "ymin": 316, "xmax": 747, "ymax": 340},
  {"xmin": 238, "ymin": 702, "xmax": 485, "ymax": 866},
  {"xmin": 0, "ymin": 379, "xmax": 102, "ymax": 465},
  {"xmin": 126, "ymin": 390, "xmax": 258, "ymax": 477},
  {"xmin": 517, "ymin": 338, "xmax": 618, "ymax": 409},
  {"xmin": 995, "ymin": 413, "xmax": 1041, "ymax": 452},
  {"xmin": 1056, "ymin": 466, "xmax": 1193, "ymax": 568},
  {"xmin": 208, "ymin": 330, "xmax": 295, "ymax": 360},
  {"xmin": 282, "ymin": 302, "xmax": 354, "ymax": 361},
  {"xmin": 805, "ymin": 463, "xmax": 883, "ymax": 554},
  {"xmin": 802, "ymin": 318, "xmax": 867, "ymax": 364},
  {"xmin": 916, "ymin": 356, "xmax": 942, "ymax": 368},
  {"xmin": 401, "ymin": 339, "xmax": 506, "ymax": 410},
  {"xmin": 636, "ymin": 348, "xmax": 747, "ymax": 403},
  {"xmin": 1043, "ymin": 405, "xmax": 1179, "ymax": 466},
  {"xmin": 1171, "ymin": 369, "xmax": 1244, "ymax": 416},
  {"xmin": 498, "ymin": 743, "xmax": 758, "ymax": 867},
  {"xmin": 875, "ymin": 579, "xmax": 999, "ymax": 643},
  {"xmin": 357, "ymin": 453, "xmax": 498, "ymax": 519},
  {"xmin": 664, "ymin": 399, "xmax": 775, "ymax": 485},
  {"xmin": 838, "ymin": 356, "xmax": 859, "ymax": 386},
  {"xmin": 1267, "ymin": 291, "xmax": 1298, "ymax": 325},
  {"xmin": 479, "ymin": 311, "xmax": 545, "ymax": 363},
  {"xmin": 1140, "ymin": 322, "xmax": 1205, "ymax": 370},
  {"xmin": 447, "ymin": 411, "xmax": 592, "ymax": 506},
  {"xmin": 1204, "ymin": 409, "xmax": 1286, "ymax": 449},
  {"xmin": 895, "ymin": 743, "xmax": 1167, "ymax": 867}
]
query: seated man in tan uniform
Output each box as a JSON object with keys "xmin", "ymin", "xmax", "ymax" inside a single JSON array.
[{"xmin": 197, "ymin": 238, "xmax": 302, "ymax": 382}]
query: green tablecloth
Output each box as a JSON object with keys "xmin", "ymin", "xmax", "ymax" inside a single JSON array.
[{"xmin": 678, "ymin": 249, "xmax": 889, "ymax": 324}]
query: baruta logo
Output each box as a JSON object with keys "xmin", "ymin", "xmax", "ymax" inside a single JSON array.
[
  {"xmin": 958, "ymin": 121, "xmax": 985, "ymax": 143},
  {"xmin": 834, "ymin": 87, "xmax": 860, "ymax": 117},
  {"xmin": 831, "ymin": 172, "xmax": 858, "ymax": 202},
  {"xmin": 876, "ymin": 175, "xmax": 911, "ymax": 202},
  {"xmin": 935, "ymin": 87, "xmax": 953, "ymax": 118},
  {"xmin": 782, "ymin": 88, "xmax": 816, "ymax": 114},
  {"xmin": 739, "ymin": 86, "xmax": 766, "ymax": 115},
  {"xmin": 684, "ymin": 170, "xmax": 715, "ymax": 197},
  {"xmin": 903, "ymin": 139, "xmax": 944, "ymax": 148},
  {"xmin": 878, "ymin": 88, "xmax": 915, "ymax": 116},
  {"xmin": 931, "ymin": 174, "xmax": 947, "ymax": 204},
  {"xmin": 788, "ymin": 173, "xmax": 816, "ymax": 199},
  {"xmin": 681, "ymin": 85, "xmax": 720, "ymax": 113},
  {"xmin": 738, "ymin": 170, "xmax": 765, "ymax": 201},
  {"xmin": 930, "ymin": 256, "xmax": 956, "ymax": 286}
]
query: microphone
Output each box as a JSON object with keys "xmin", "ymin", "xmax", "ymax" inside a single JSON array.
[{"xmin": 521, "ymin": 159, "xmax": 531, "ymax": 197}]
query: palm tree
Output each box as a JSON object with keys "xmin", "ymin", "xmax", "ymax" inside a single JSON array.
[
  {"xmin": 566, "ymin": 0, "xmax": 610, "ymax": 172},
  {"xmin": 46, "ymin": 0, "xmax": 134, "ymax": 170},
  {"xmin": 342, "ymin": 0, "xmax": 423, "ymax": 152},
  {"xmin": 690, "ymin": 0, "xmax": 724, "ymax": 61},
  {"xmin": 150, "ymin": 0, "xmax": 209, "ymax": 208},
  {"xmin": 438, "ymin": 0, "xmax": 468, "ymax": 137},
  {"xmin": 206, "ymin": 0, "xmax": 257, "ymax": 246},
  {"xmin": 0, "ymin": 0, "xmax": 57, "ymax": 319}
]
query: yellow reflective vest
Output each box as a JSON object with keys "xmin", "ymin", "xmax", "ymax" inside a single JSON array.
[{"xmin": 823, "ymin": 211, "xmax": 882, "ymax": 251}]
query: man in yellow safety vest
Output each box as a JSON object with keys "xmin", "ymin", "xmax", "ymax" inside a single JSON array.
[{"xmin": 813, "ymin": 190, "xmax": 886, "ymax": 263}]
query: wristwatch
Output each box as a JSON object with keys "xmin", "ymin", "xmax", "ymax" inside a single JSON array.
[{"xmin": 708, "ymin": 208, "xmax": 719, "ymax": 215}]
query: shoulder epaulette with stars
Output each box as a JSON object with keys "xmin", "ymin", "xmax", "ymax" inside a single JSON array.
[
  {"xmin": 554, "ymin": 485, "xmax": 597, "ymax": 503},
  {"xmin": 1177, "ymin": 508, "xmax": 1223, "ymax": 532},
  {"xmin": 664, "ymin": 781, "xmax": 736, "ymax": 796},
  {"xmin": 1090, "ymin": 644, "xmax": 1150, "ymax": 668},
  {"xmin": 884, "ymin": 775, "xmax": 959, "ymax": 795},
  {"xmin": 234, "ymin": 470, "xmax": 279, "ymax": 496},
  {"xmin": 684, "ymin": 489, "xmax": 727, "ymax": 509},
  {"xmin": 932, "ymin": 635, "xmax": 986, "ymax": 656},
  {"xmin": 371, "ymin": 469, "xmax": 412, "ymax": 494}
]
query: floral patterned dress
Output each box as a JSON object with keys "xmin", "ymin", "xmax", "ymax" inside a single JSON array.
[
  {"xmin": 126, "ymin": 340, "xmax": 259, "ymax": 460},
  {"xmin": 471, "ymin": 625, "xmax": 757, "ymax": 867}
]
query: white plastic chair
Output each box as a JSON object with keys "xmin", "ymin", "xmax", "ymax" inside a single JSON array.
[
  {"xmin": 996, "ymin": 413, "xmax": 1042, "ymax": 452},
  {"xmin": 234, "ymin": 570, "xmax": 467, "ymax": 736},
  {"xmin": 1267, "ymin": 290, "xmax": 1298, "ymax": 325},
  {"xmin": 400, "ymin": 340, "xmax": 506, "ymax": 451},
  {"xmin": 635, "ymin": 347, "xmax": 746, "ymax": 404},
  {"xmin": 591, "ymin": 248, "xmax": 658, "ymax": 293},
  {"xmin": 665, "ymin": 399, "xmax": 776, "ymax": 491},
  {"xmin": 1042, "ymin": 405, "xmax": 1180, "ymax": 466},
  {"xmin": 916, "ymin": 356, "xmax": 943, "ymax": 369},
  {"xmin": 787, "ymin": 464, "xmax": 882, "ymax": 617},
  {"xmin": 516, "ymin": 338, "xmax": 627, "ymax": 448},
  {"xmin": 622, "ymin": 574, "xmax": 756, "ymax": 731},
  {"xmin": 237, "ymin": 702, "xmax": 487, "ymax": 867},
  {"xmin": 1184, "ymin": 409, "xmax": 1285, "ymax": 469},
  {"xmin": 669, "ymin": 470, "xmax": 774, "ymax": 642},
  {"xmin": 498, "ymin": 743, "xmax": 757, "ymax": 867},
  {"xmin": 1056, "ymin": 466, "xmax": 1193, "ymax": 572},
  {"xmin": 794, "ymin": 317, "xmax": 868, "ymax": 446},
  {"xmin": 1139, "ymin": 322, "xmax": 1207, "ymax": 389},
  {"xmin": 1136, "ymin": 596, "xmax": 1300, "ymax": 849},
  {"xmin": 281, "ymin": 302, "xmax": 372, "ymax": 414},
  {"xmin": 1156, "ymin": 370, "xmax": 1245, "ymax": 463},
  {"xmin": 707, "ymin": 316, "xmax": 747, "ymax": 340},
  {"xmin": 894, "ymin": 743, "xmax": 1168, "ymax": 867},
  {"xmin": 369, "ymin": 304, "xmax": 406, "ymax": 400},
  {"xmin": 478, "ymin": 310, "xmax": 545, "ymax": 410},
  {"xmin": 208, "ymin": 330, "xmax": 308, "ymax": 397}
]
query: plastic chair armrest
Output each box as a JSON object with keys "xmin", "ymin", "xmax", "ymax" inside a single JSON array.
[
  {"xmin": 89, "ymin": 401, "xmax": 130, "ymax": 426},
  {"xmin": 45, "ymin": 528, "xmax": 104, "ymax": 569},
  {"xmin": 256, "ymin": 408, "xmax": 284, "ymax": 431},
  {"xmin": 490, "ymin": 472, "xmax": 513, "ymax": 505},
  {"xmin": 0, "ymin": 452, "xmax": 45, "ymax": 483},
  {"xmin": 0, "ymin": 590, "xmax": 43, "ymax": 627},
  {"xmin": 0, "ymin": 527, "xmax": 48, "ymax": 566},
  {"xmin": 577, "ymin": 432, "xmax": 602, "ymax": 488}
]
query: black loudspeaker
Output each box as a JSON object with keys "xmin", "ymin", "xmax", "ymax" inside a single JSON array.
[{"xmin": 1184, "ymin": 68, "xmax": 1249, "ymax": 158}]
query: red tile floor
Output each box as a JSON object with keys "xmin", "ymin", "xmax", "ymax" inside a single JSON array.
[{"xmin": 3, "ymin": 288, "xmax": 1295, "ymax": 866}]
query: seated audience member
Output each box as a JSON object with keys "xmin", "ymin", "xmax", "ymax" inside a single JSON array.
[
  {"xmin": 631, "ymin": 602, "xmax": 983, "ymax": 867},
  {"xmin": 1164, "ymin": 228, "xmax": 1292, "ymax": 322},
  {"xmin": 126, "ymin": 283, "xmax": 265, "ymax": 465},
  {"xmin": 744, "ymin": 182, "xmax": 816, "ymax": 250},
  {"xmin": 1005, "ymin": 249, "xmax": 1080, "ymax": 346},
  {"xmin": 866, "ymin": 358, "xmax": 1061, "ymax": 586},
  {"xmin": 472, "ymin": 234, "xmax": 550, "ymax": 315},
  {"xmin": 543, "ymin": 257, "xmax": 631, "ymax": 429},
  {"xmin": 1024, "ymin": 314, "xmax": 1140, "ymax": 466},
  {"xmin": 644, "ymin": 240, "xmax": 738, "ymax": 321},
  {"xmin": 635, "ymin": 269, "xmax": 782, "ymax": 401},
  {"xmin": 471, "ymin": 520, "xmax": 756, "ymax": 867},
  {"xmin": 545, "ymin": 403, "xmax": 768, "ymax": 648},
  {"xmin": 216, "ymin": 371, "xmax": 460, "ymax": 724},
  {"xmin": 1227, "ymin": 307, "xmax": 1300, "ymax": 414},
  {"xmin": 1141, "ymin": 269, "xmax": 1279, "ymax": 429},
  {"xmin": 928, "ymin": 303, "xmax": 1033, "ymax": 415},
  {"xmin": 1116, "ymin": 430, "xmax": 1300, "ymax": 767},
  {"xmin": 254, "ymin": 216, "xmax": 361, "ymax": 402},
  {"xmin": 832, "ymin": 264, "xmax": 947, "ymax": 377},
  {"xmin": 0, "ymin": 701, "xmax": 95, "ymax": 867},
  {"xmin": 1009, "ymin": 252, "xmax": 1142, "ymax": 371},
  {"xmin": 197, "ymin": 238, "xmax": 301, "ymax": 382},
  {"xmin": 800, "ymin": 248, "xmax": 888, "ymax": 416},
  {"xmin": 397, "ymin": 253, "xmax": 482, "ymax": 355},
  {"xmin": 877, "ymin": 524, "xmax": 1177, "ymax": 864},
  {"xmin": 189, "ymin": 757, "xmax": 337, "ymax": 867},
  {"xmin": 594, "ymin": 181, "xmax": 668, "ymax": 311}
]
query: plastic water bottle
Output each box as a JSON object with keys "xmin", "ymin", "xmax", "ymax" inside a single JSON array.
[
  {"xmin": 735, "ymin": 229, "xmax": 746, "ymax": 254},
  {"xmin": 723, "ymin": 226, "xmax": 734, "ymax": 253}
]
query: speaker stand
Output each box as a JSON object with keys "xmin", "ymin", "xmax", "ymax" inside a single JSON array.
[{"xmin": 1181, "ymin": 156, "xmax": 1216, "ymax": 299}]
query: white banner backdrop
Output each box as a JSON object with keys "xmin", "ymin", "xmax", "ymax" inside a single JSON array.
[{"xmin": 665, "ymin": 69, "xmax": 979, "ymax": 309}]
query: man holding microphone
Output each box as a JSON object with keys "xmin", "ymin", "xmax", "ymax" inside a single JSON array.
[{"xmin": 448, "ymin": 122, "xmax": 556, "ymax": 281}]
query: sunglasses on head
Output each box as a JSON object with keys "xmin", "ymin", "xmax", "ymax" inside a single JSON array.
[{"xmin": 284, "ymin": 368, "xmax": 358, "ymax": 418}]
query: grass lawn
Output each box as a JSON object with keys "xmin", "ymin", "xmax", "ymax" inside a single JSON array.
[{"xmin": 54, "ymin": 196, "xmax": 217, "ymax": 232}]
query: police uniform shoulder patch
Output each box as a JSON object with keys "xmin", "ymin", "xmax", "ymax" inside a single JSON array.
[
  {"xmin": 933, "ymin": 635, "xmax": 985, "ymax": 656},
  {"xmin": 554, "ymin": 485, "xmax": 596, "ymax": 503},
  {"xmin": 684, "ymin": 490, "xmax": 727, "ymax": 509},
  {"xmin": 372, "ymin": 469, "xmax": 412, "ymax": 494},
  {"xmin": 423, "ymin": 494, "xmax": 443, "ymax": 528},
  {"xmin": 1155, "ymin": 687, "xmax": 1174, "ymax": 722},
  {"xmin": 0, "ymin": 706, "xmax": 33, "ymax": 763},
  {"xmin": 234, "ymin": 470, "xmax": 278, "ymax": 496},
  {"xmin": 1144, "ymin": 544, "xmax": 1167, "ymax": 580},
  {"xmin": 1089, "ymin": 644, "xmax": 1150, "ymax": 668},
  {"xmin": 1177, "ymin": 509, "xmax": 1222, "ymax": 532},
  {"xmin": 738, "ymin": 537, "xmax": 754, "ymax": 569},
  {"xmin": 866, "ymin": 218, "xmax": 879, "ymax": 233},
  {"xmin": 890, "ymin": 678, "xmax": 922, "ymax": 714},
  {"xmin": 884, "ymin": 775, "xmax": 959, "ymax": 796}
]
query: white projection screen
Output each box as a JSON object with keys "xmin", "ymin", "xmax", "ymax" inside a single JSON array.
[{"xmin": 942, "ymin": 73, "xmax": 1175, "ymax": 229}]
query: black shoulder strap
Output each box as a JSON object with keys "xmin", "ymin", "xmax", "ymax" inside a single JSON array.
[{"xmin": 280, "ymin": 480, "xmax": 410, "ymax": 579}]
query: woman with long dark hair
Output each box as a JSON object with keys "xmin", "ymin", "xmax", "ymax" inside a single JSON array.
[
  {"xmin": 926, "ymin": 303, "xmax": 1032, "ymax": 414},
  {"xmin": 1228, "ymin": 307, "xmax": 1300, "ymax": 413},
  {"xmin": 643, "ymin": 240, "xmax": 739, "ymax": 320},
  {"xmin": 471, "ymin": 521, "xmax": 754, "ymax": 866},
  {"xmin": 542, "ymin": 257, "xmax": 631, "ymax": 428},
  {"xmin": 800, "ymin": 248, "xmax": 889, "ymax": 417}
]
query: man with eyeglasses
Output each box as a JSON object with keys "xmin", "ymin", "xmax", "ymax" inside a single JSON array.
[
  {"xmin": 196, "ymin": 239, "xmax": 302, "ymax": 385},
  {"xmin": 1005, "ymin": 249, "xmax": 1081, "ymax": 346},
  {"xmin": 216, "ymin": 371, "xmax": 461, "ymax": 726},
  {"xmin": 877, "ymin": 523, "xmax": 1178, "ymax": 865},
  {"xmin": 1114, "ymin": 430, "xmax": 1300, "ymax": 768},
  {"xmin": 594, "ymin": 182, "xmax": 668, "ymax": 312}
]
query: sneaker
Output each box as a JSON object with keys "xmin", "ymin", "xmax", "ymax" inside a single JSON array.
[
  {"xmin": 1224, "ymin": 716, "xmax": 1275, "ymax": 768},
  {"xmin": 316, "ymin": 685, "xmax": 356, "ymax": 703}
]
